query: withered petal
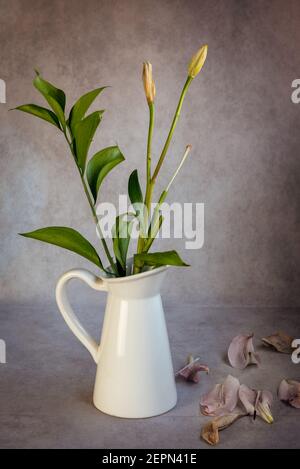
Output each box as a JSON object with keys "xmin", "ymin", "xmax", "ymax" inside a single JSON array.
[
  {"xmin": 278, "ymin": 379, "xmax": 300, "ymax": 408},
  {"xmin": 200, "ymin": 383, "xmax": 223, "ymax": 415},
  {"xmin": 200, "ymin": 375, "xmax": 240, "ymax": 416},
  {"xmin": 201, "ymin": 421, "xmax": 219, "ymax": 446},
  {"xmin": 262, "ymin": 332, "xmax": 294, "ymax": 354},
  {"xmin": 201, "ymin": 413, "xmax": 243, "ymax": 446},
  {"xmin": 175, "ymin": 355, "xmax": 209, "ymax": 383},
  {"xmin": 228, "ymin": 334, "xmax": 260, "ymax": 369},
  {"xmin": 239, "ymin": 384, "xmax": 256, "ymax": 415},
  {"xmin": 239, "ymin": 384, "xmax": 273, "ymax": 423}
]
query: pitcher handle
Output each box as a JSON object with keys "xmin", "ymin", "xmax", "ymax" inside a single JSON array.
[{"xmin": 55, "ymin": 269, "xmax": 108, "ymax": 364}]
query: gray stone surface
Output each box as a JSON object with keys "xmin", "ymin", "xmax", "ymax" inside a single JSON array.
[
  {"xmin": 1, "ymin": 0, "xmax": 300, "ymax": 306},
  {"xmin": 0, "ymin": 301, "xmax": 299, "ymax": 449}
]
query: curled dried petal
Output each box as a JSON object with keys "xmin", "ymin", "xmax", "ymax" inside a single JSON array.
[
  {"xmin": 238, "ymin": 384, "xmax": 256, "ymax": 415},
  {"xmin": 262, "ymin": 332, "xmax": 294, "ymax": 354},
  {"xmin": 200, "ymin": 375, "xmax": 240, "ymax": 416},
  {"xmin": 201, "ymin": 421, "xmax": 219, "ymax": 446},
  {"xmin": 201, "ymin": 413, "xmax": 243, "ymax": 446},
  {"xmin": 258, "ymin": 391, "xmax": 274, "ymax": 423},
  {"xmin": 278, "ymin": 379, "xmax": 300, "ymax": 408},
  {"xmin": 175, "ymin": 354, "xmax": 209, "ymax": 383},
  {"xmin": 228, "ymin": 334, "xmax": 260, "ymax": 369},
  {"xmin": 239, "ymin": 384, "xmax": 273, "ymax": 423}
]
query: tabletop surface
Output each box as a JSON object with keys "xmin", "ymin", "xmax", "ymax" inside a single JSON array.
[{"xmin": 0, "ymin": 302, "xmax": 299, "ymax": 449}]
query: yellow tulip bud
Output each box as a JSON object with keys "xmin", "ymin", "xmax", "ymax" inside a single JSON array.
[
  {"xmin": 188, "ymin": 44, "xmax": 208, "ymax": 78},
  {"xmin": 142, "ymin": 62, "xmax": 156, "ymax": 104}
]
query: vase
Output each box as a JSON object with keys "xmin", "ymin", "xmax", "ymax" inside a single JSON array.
[{"xmin": 55, "ymin": 265, "xmax": 177, "ymax": 418}]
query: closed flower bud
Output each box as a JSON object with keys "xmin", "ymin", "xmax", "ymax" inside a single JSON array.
[
  {"xmin": 188, "ymin": 44, "xmax": 208, "ymax": 78},
  {"xmin": 142, "ymin": 62, "xmax": 156, "ymax": 104}
]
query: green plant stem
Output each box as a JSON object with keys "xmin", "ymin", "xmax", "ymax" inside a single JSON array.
[
  {"xmin": 133, "ymin": 190, "xmax": 164, "ymax": 275},
  {"xmin": 80, "ymin": 173, "xmax": 116, "ymax": 272},
  {"xmin": 151, "ymin": 76, "xmax": 192, "ymax": 184},
  {"xmin": 143, "ymin": 77, "xmax": 192, "ymax": 241},
  {"xmin": 136, "ymin": 102, "xmax": 155, "ymax": 256},
  {"xmin": 63, "ymin": 129, "xmax": 117, "ymax": 275},
  {"xmin": 144, "ymin": 190, "xmax": 167, "ymax": 251},
  {"xmin": 133, "ymin": 77, "xmax": 193, "ymax": 274},
  {"xmin": 144, "ymin": 144, "xmax": 191, "ymax": 252},
  {"xmin": 146, "ymin": 102, "xmax": 154, "ymax": 187}
]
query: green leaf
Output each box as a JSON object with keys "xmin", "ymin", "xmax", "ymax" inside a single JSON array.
[
  {"xmin": 19, "ymin": 226, "xmax": 104, "ymax": 269},
  {"xmin": 69, "ymin": 87, "xmax": 107, "ymax": 133},
  {"xmin": 73, "ymin": 111, "xmax": 104, "ymax": 173},
  {"xmin": 46, "ymin": 96, "xmax": 66, "ymax": 130},
  {"xmin": 134, "ymin": 250, "xmax": 189, "ymax": 268},
  {"xmin": 128, "ymin": 169, "xmax": 143, "ymax": 206},
  {"xmin": 33, "ymin": 72, "xmax": 66, "ymax": 129},
  {"xmin": 87, "ymin": 146, "xmax": 125, "ymax": 202},
  {"xmin": 13, "ymin": 104, "xmax": 61, "ymax": 129},
  {"xmin": 112, "ymin": 214, "xmax": 133, "ymax": 271},
  {"xmin": 33, "ymin": 72, "xmax": 66, "ymax": 110}
]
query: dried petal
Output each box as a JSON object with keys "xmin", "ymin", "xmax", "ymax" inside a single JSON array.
[
  {"xmin": 175, "ymin": 354, "xmax": 209, "ymax": 383},
  {"xmin": 239, "ymin": 384, "xmax": 273, "ymax": 423},
  {"xmin": 257, "ymin": 391, "xmax": 274, "ymax": 423},
  {"xmin": 228, "ymin": 334, "xmax": 260, "ymax": 369},
  {"xmin": 201, "ymin": 421, "xmax": 219, "ymax": 446},
  {"xmin": 238, "ymin": 384, "xmax": 256, "ymax": 415},
  {"xmin": 201, "ymin": 413, "xmax": 243, "ymax": 446},
  {"xmin": 278, "ymin": 379, "xmax": 300, "ymax": 408},
  {"xmin": 200, "ymin": 375, "xmax": 240, "ymax": 416},
  {"xmin": 262, "ymin": 332, "xmax": 294, "ymax": 354}
]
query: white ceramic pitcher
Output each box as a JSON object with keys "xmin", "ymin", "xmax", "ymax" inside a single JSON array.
[{"xmin": 55, "ymin": 265, "xmax": 177, "ymax": 418}]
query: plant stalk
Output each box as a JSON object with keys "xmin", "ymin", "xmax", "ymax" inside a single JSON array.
[
  {"xmin": 134, "ymin": 76, "xmax": 193, "ymax": 274},
  {"xmin": 140, "ymin": 77, "xmax": 192, "ymax": 253},
  {"xmin": 144, "ymin": 145, "xmax": 191, "ymax": 252},
  {"xmin": 151, "ymin": 76, "xmax": 192, "ymax": 184},
  {"xmin": 63, "ymin": 129, "xmax": 117, "ymax": 274},
  {"xmin": 135, "ymin": 102, "xmax": 155, "ymax": 259},
  {"xmin": 79, "ymin": 173, "xmax": 116, "ymax": 273},
  {"xmin": 146, "ymin": 102, "xmax": 154, "ymax": 187}
]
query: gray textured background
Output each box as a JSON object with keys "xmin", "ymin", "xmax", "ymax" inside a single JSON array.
[{"xmin": 1, "ymin": 0, "xmax": 300, "ymax": 306}]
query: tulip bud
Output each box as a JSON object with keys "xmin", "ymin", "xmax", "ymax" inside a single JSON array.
[
  {"xmin": 188, "ymin": 44, "xmax": 208, "ymax": 78},
  {"xmin": 142, "ymin": 62, "xmax": 156, "ymax": 104}
]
